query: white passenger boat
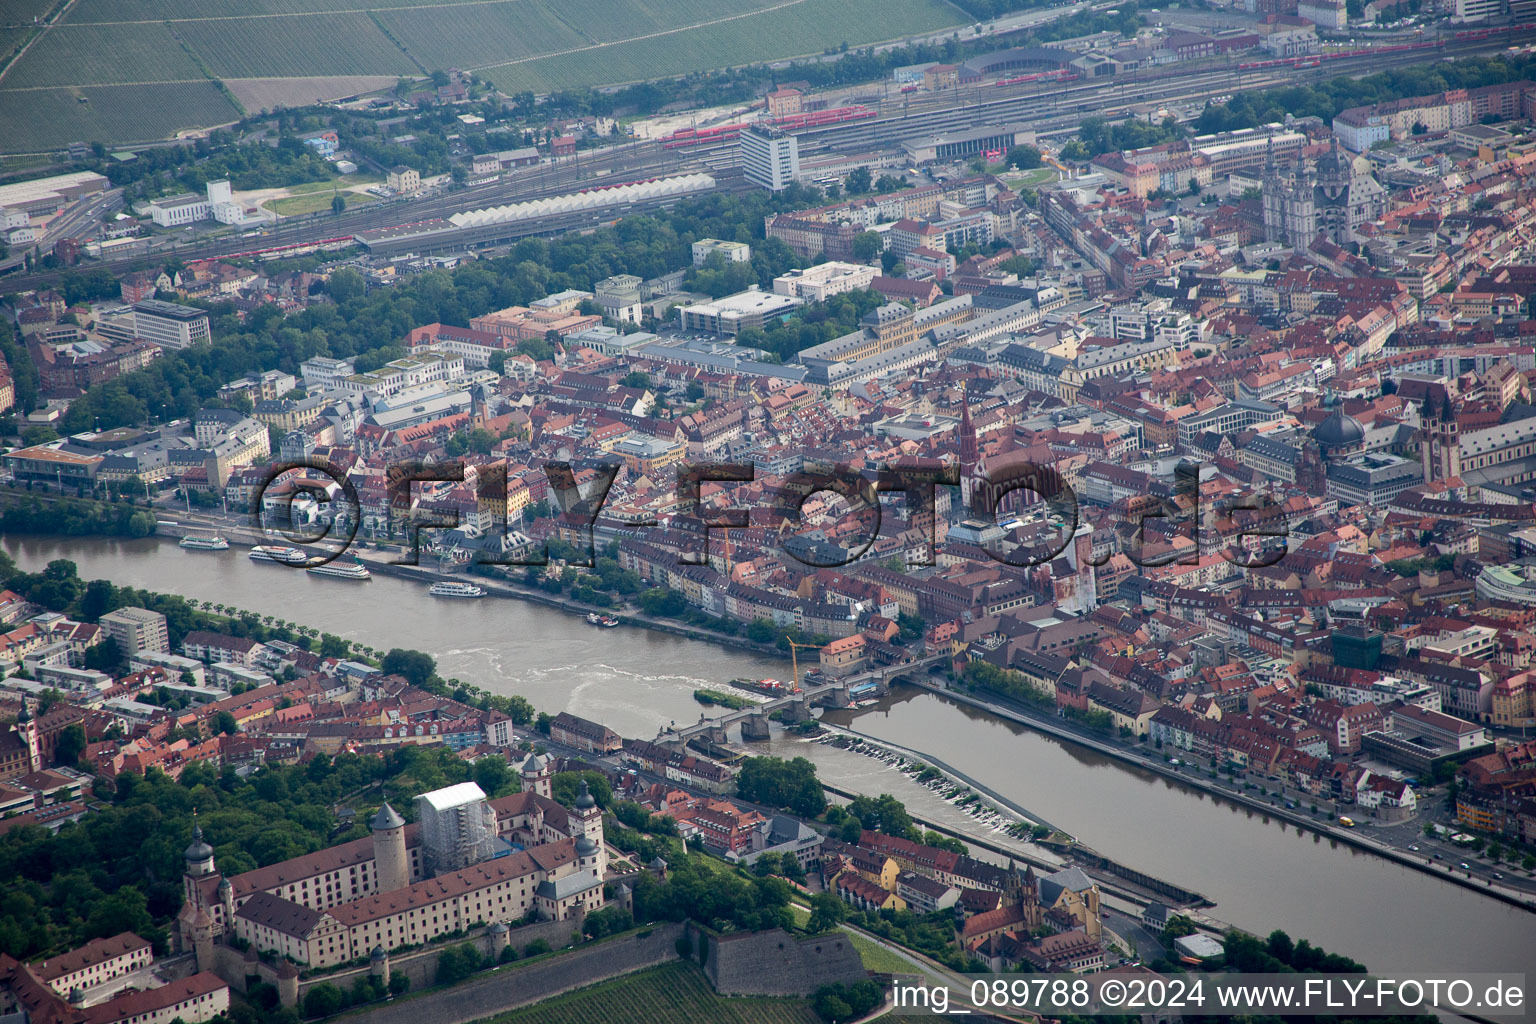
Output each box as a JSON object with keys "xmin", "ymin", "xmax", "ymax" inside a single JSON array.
[
  {"xmin": 249, "ymin": 545, "xmax": 306, "ymax": 564},
  {"xmin": 429, "ymin": 581, "xmax": 485, "ymax": 598},
  {"xmin": 305, "ymin": 560, "xmax": 371, "ymax": 580}
]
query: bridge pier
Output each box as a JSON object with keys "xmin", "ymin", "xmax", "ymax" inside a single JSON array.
[
  {"xmin": 739, "ymin": 711, "xmax": 771, "ymax": 741},
  {"xmin": 703, "ymin": 725, "xmax": 729, "ymax": 746},
  {"xmin": 779, "ymin": 694, "xmax": 813, "ymax": 723}
]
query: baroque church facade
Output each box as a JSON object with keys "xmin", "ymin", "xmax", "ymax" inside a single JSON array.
[{"xmin": 1263, "ymin": 139, "xmax": 1387, "ymax": 247}]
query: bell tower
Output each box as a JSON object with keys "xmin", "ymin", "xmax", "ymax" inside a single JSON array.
[
  {"xmin": 957, "ymin": 387, "xmax": 979, "ymax": 514},
  {"xmin": 572, "ymin": 780, "xmax": 606, "ymax": 877}
]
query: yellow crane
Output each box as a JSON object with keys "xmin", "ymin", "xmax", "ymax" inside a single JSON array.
[{"xmin": 785, "ymin": 637, "xmax": 823, "ymax": 693}]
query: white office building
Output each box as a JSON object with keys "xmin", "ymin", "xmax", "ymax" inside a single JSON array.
[
  {"xmin": 740, "ymin": 125, "xmax": 799, "ymax": 191},
  {"xmin": 131, "ymin": 299, "xmax": 211, "ymax": 350}
]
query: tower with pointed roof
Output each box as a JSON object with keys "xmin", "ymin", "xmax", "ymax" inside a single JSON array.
[
  {"xmin": 1419, "ymin": 388, "xmax": 1461, "ymax": 485},
  {"xmin": 370, "ymin": 802, "xmax": 410, "ymax": 893},
  {"xmin": 571, "ymin": 780, "xmax": 606, "ymax": 878},
  {"xmin": 958, "ymin": 386, "xmax": 979, "ymax": 514},
  {"xmin": 178, "ymin": 816, "xmax": 218, "ymax": 957},
  {"xmin": 519, "ymin": 751, "xmax": 552, "ymax": 800}
]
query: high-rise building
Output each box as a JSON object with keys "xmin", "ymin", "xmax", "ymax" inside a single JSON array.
[
  {"xmin": 416, "ymin": 782, "xmax": 499, "ymax": 876},
  {"xmin": 99, "ymin": 606, "xmax": 169, "ymax": 655},
  {"xmin": 740, "ymin": 125, "xmax": 799, "ymax": 191}
]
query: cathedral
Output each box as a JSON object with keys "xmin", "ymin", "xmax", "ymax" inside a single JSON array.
[
  {"xmin": 959, "ymin": 862, "xmax": 1105, "ymax": 971},
  {"xmin": 176, "ymin": 754, "xmax": 611, "ymax": 972},
  {"xmin": 1262, "ymin": 138, "xmax": 1387, "ymax": 248}
]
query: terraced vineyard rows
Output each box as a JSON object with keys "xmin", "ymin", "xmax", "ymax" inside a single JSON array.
[
  {"xmin": 480, "ymin": 0, "xmax": 963, "ymax": 93},
  {"xmin": 177, "ymin": 13, "xmax": 417, "ymax": 78},
  {"xmin": 0, "ymin": 0, "xmax": 964, "ymax": 151},
  {"xmin": 481, "ymin": 962, "xmax": 825, "ymax": 1024},
  {"xmin": 61, "ymin": 0, "xmax": 459, "ymax": 22},
  {"xmin": 0, "ymin": 81, "xmax": 241, "ymax": 151},
  {"xmin": 553, "ymin": 0, "xmax": 789, "ymax": 44},
  {"xmin": 0, "ymin": 0, "xmax": 57, "ymax": 24},
  {"xmin": 2, "ymin": 20, "xmax": 202, "ymax": 86},
  {"xmin": 374, "ymin": 4, "xmax": 585, "ymax": 74}
]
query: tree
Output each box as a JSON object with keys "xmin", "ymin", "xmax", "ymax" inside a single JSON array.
[
  {"xmin": 851, "ymin": 231, "xmax": 881, "ymax": 263},
  {"xmin": 735, "ymin": 756, "xmax": 826, "ymax": 816},
  {"xmin": 331, "ymin": 193, "xmax": 346, "ymax": 216},
  {"xmin": 813, "ymin": 991, "xmax": 854, "ymax": 1023},
  {"xmin": 381, "ymin": 648, "xmax": 436, "ymax": 687},
  {"xmin": 435, "ymin": 942, "xmax": 482, "ymax": 984},
  {"xmin": 327, "ymin": 268, "xmax": 364, "ymax": 304},
  {"xmin": 1164, "ymin": 914, "xmax": 1198, "ymax": 941},
  {"xmin": 844, "ymin": 167, "xmax": 872, "ymax": 195},
  {"xmin": 806, "ymin": 892, "xmax": 845, "ymax": 933},
  {"xmin": 303, "ymin": 984, "xmax": 345, "ymax": 1018},
  {"xmin": 1006, "ymin": 144, "xmax": 1041, "ymax": 169},
  {"xmin": 55, "ymin": 723, "xmax": 86, "ymax": 767}
]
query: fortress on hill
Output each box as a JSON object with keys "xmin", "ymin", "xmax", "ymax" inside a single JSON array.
[{"xmin": 175, "ymin": 754, "xmax": 614, "ymax": 972}]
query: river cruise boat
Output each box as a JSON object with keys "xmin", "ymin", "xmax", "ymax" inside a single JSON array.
[
  {"xmin": 429, "ymin": 581, "xmax": 485, "ymax": 598},
  {"xmin": 249, "ymin": 545, "xmax": 306, "ymax": 564},
  {"xmin": 179, "ymin": 534, "xmax": 229, "ymax": 551},
  {"xmin": 306, "ymin": 560, "xmax": 371, "ymax": 580}
]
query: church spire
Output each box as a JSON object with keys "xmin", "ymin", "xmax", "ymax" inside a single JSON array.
[{"xmin": 958, "ymin": 382, "xmax": 979, "ymax": 513}]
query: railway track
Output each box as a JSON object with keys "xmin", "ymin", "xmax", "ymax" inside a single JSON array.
[{"xmin": 6, "ymin": 29, "xmax": 1533, "ymax": 288}]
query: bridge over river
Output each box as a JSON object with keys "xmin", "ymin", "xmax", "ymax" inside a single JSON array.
[{"xmin": 656, "ymin": 654, "xmax": 946, "ymax": 747}]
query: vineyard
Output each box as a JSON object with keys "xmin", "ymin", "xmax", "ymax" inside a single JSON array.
[
  {"xmin": 374, "ymin": 5, "xmax": 586, "ymax": 75},
  {"xmin": 479, "ymin": 0, "xmax": 964, "ymax": 94},
  {"xmin": 176, "ymin": 14, "xmax": 417, "ymax": 79},
  {"xmin": 0, "ymin": 81, "xmax": 241, "ymax": 152},
  {"xmin": 481, "ymin": 962, "xmax": 824, "ymax": 1024},
  {"xmin": 2, "ymin": 21, "xmax": 203, "ymax": 86},
  {"xmin": 0, "ymin": 0, "xmax": 964, "ymax": 151}
]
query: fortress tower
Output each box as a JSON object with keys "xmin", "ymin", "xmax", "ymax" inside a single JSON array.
[{"xmin": 370, "ymin": 802, "xmax": 410, "ymax": 893}]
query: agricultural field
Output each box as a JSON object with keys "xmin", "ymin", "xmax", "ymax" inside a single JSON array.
[
  {"xmin": 1, "ymin": 21, "xmax": 203, "ymax": 86},
  {"xmin": 0, "ymin": 81, "xmax": 241, "ymax": 153},
  {"xmin": 0, "ymin": 0, "xmax": 964, "ymax": 151},
  {"xmin": 375, "ymin": 5, "xmax": 586, "ymax": 76},
  {"xmin": 480, "ymin": 962, "xmax": 823, "ymax": 1024},
  {"xmin": 175, "ymin": 14, "xmax": 417, "ymax": 79},
  {"xmin": 0, "ymin": 0, "xmax": 55, "ymax": 24},
  {"xmin": 226, "ymin": 74, "xmax": 397, "ymax": 113},
  {"xmin": 479, "ymin": 0, "xmax": 965, "ymax": 94}
]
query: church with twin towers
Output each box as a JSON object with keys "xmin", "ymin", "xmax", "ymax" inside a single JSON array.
[{"xmin": 176, "ymin": 753, "xmax": 617, "ymax": 972}]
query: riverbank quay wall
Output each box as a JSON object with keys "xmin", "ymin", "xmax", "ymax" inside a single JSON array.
[{"xmin": 912, "ymin": 679, "xmax": 1536, "ymax": 914}]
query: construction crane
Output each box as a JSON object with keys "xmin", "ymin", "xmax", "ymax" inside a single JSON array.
[{"xmin": 784, "ymin": 637, "xmax": 823, "ymax": 693}]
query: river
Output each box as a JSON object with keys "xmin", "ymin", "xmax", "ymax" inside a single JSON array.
[{"xmin": 5, "ymin": 534, "xmax": 1533, "ymax": 974}]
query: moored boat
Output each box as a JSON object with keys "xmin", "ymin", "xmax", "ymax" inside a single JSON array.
[
  {"xmin": 429, "ymin": 581, "xmax": 485, "ymax": 598},
  {"xmin": 305, "ymin": 559, "xmax": 371, "ymax": 580},
  {"xmin": 180, "ymin": 534, "xmax": 229, "ymax": 551},
  {"xmin": 249, "ymin": 545, "xmax": 306, "ymax": 564}
]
